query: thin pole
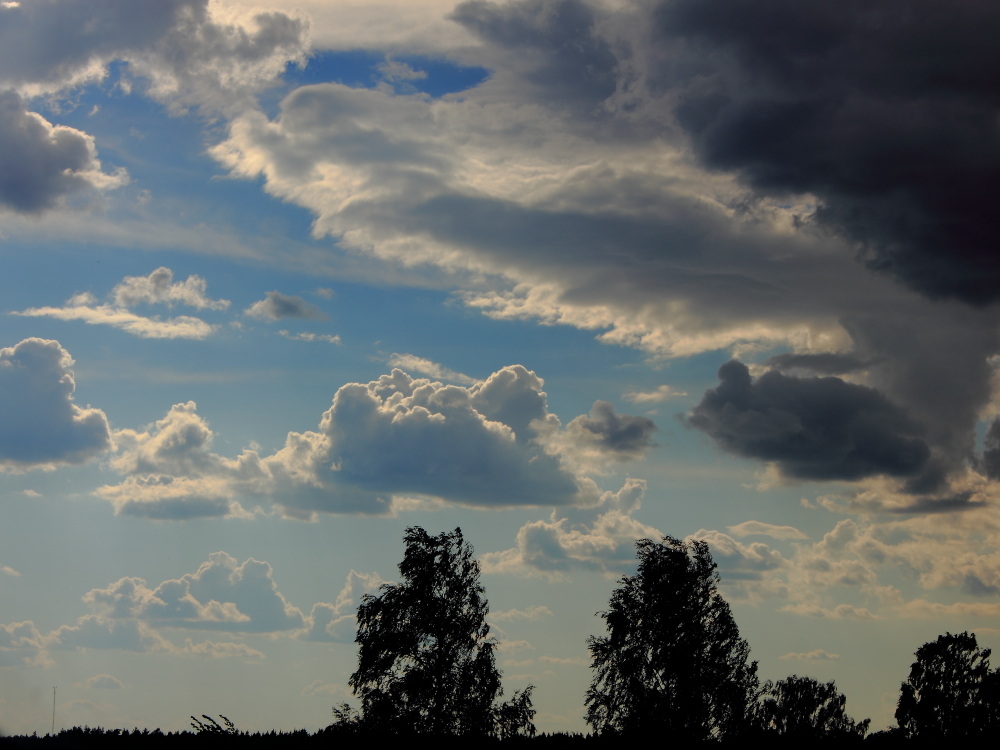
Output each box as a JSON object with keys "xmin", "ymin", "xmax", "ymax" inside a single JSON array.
[{"xmin": 51, "ymin": 687, "xmax": 56, "ymax": 735}]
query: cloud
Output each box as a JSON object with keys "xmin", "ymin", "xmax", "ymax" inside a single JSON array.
[
  {"xmin": 1, "ymin": 565, "xmax": 20, "ymax": 577},
  {"xmin": 560, "ymin": 401, "xmax": 657, "ymax": 462},
  {"xmin": 0, "ymin": 1, "xmax": 308, "ymax": 112},
  {"xmin": 726, "ymin": 521, "xmax": 808, "ymax": 541},
  {"xmin": 539, "ymin": 655, "xmax": 588, "ymax": 665},
  {"xmin": 80, "ymin": 674, "xmax": 126, "ymax": 690},
  {"xmin": 300, "ymin": 680, "xmax": 351, "ymax": 698},
  {"xmin": 650, "ymin": 0, "xmax": 1000, "ymax": 305},
  {"xmin": 763, "ymin": 352, "xmax": 872, "ymax": 377},
  {"xmin": 0, "ymin": 91, "xmax": 127, "ymax": 213},
  {"xmin": 300, "ymin": 570, "xmax": 384, "ymax": 643},
  {"xmin": 1, "ymin": 552, "xmax": 365, "ymax": 667},
  {"xmin": 691, "ymin": 528, "xmax": 789, "ymax": 601},
  {"xmin": 82, "ymin": 552, "xmax": 306, "ymax": 633},
  {"xmin": 686, "ymin": 360, "xmax": 934, "ymax": 488},
  {"xmin": 622, "ymin": 385, "xmax": 687, "ymax": 404},
  {"xmin": 206, "ymin": 0, "xmax": 1000, "ymax": 516},
  {"xmin": 779, "ymin": 650, "xmax": 842, "ymax": 663},
  {"xmin": 244, "ymin": 291, "xmax": 325, "ymax": 321},
  {"xmin": 387, "ymin": 353, "xmax": 478, "ymax": 385},
  {"xmin": 14, "ymin": 295, "xmax": 216, "ymax": 340},
  {"xmin": 0, "ymin": 620, "xmax": 49, "ymax": 667},
  {"xmin": 481, "ymin": 478, "xmax": 659, "ymax": 579},
  {"xmin": 0, "ymin": 338, "xmax": 111, "ymax": 471},
  {"xmin": 180, "ymin": 639, "xmax": 264, "ymax": 659},
  {"xmin": 490, "ymin": 605, "xmax": 553, "ymax": 622},
  {"xmin": 376, "ymin": 56, "xmax": 427, "ymax": 82},
  {"xmin": 110, "ymin": 267, "xmax": 229, "ymax": 310},
  {"xmin": 98, "ymin": 365, "xmax": 595, "ymax": 518},
  {"xmin": 279, "ymin": 330, "xmax": 341, "ymax": 344}
]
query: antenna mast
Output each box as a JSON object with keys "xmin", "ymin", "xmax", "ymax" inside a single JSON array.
[{"xmin": 51, "ymin": 687, "xmax": 56, "ymax": 735}]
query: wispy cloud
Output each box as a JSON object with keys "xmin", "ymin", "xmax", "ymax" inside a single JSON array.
[
  {"xmin": 779, "ymin": 649, "xmax": 842, "ymax": 663},
  {"xmin": 387, "ymin": 353, "xmax": 478, "ymax": 385},
  {"xmin": 622, "ymin": 385, "xmax": 687, "ymax": 404},
  {"xmin": 726, "ymin": 521, "xmax": 808, "ymax": 541},
  {"xmin": 490, "ymin": 605, "xmax": 553, "ymax": 622},
  {"xmin": 13, "ymin": 302, "xmax": 216, "ymax": 339},
  {"xmin": 279, "ymin": 330, "xmax": 341, "ymax": 344},
  {"xmin": 11, "ymin": 268, "xmax": 225, "ymax": 339}
]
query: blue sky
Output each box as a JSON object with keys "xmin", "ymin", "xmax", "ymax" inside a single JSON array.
[{"xmin": 3, "ymin": 0, "xmax": 1000, "ymax": 736}]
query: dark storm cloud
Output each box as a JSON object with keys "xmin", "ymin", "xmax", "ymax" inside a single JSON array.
[
  {"xmin": 686, "ymin": 360, "xmax": 932, "ymax": 483},
  {"xmin": 982, "ymin": 419, "xmax": 1000, "ymax": 481},
  {"xmin": 451, "ymin": 0, "xmax": 619, "ymax": 112},
  {"xmin": 763, "ymin": 352, "xmax": 870, "ymax": 376},
  {"xmin": 0, "ymin": 92, "xmax": 114, "ymax": 212},
  {"xmin": 652, "ymin": 0, "xmax": 1000, "ymax": 304}
]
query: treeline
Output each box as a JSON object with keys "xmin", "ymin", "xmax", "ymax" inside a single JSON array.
[{"xmin": 3, "ymin": 528, "xmax": 998, "ymax": 746}]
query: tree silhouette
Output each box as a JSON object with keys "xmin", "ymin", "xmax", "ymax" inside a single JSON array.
[
  {"xmin": 895, "ymin": 631, "xmax": 998, "ymax": 738},
  {"xmin": 349, "ymin": 526, "xmax": 534, "ymax": 737},
  {"xmin": 759, "ymin": 675, "xmax": 869, "ymax": 738},
  {"xmin": 585, "ymin": 536, "xmax": 759, "ymax": 739}
]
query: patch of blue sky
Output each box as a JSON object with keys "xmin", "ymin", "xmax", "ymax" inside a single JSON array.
[{"xmin": 282, "ymin": 49, "xmax": 491, "ymax": 96}]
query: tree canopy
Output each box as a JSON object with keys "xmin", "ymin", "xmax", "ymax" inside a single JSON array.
[
  {"xmin": 585, "ymin": 536, "xmax": 759, "ymax": 740},
  {"xmin": 760, "ymin": 675, "xmax": 869, "ymax": 738},
  {"xmin": 348, "ymin": 526, "xmax": 534, "ymax": 737},
  {"xmin": 895, "ymin": 631, "xmax": 999, "ymax": 738}
]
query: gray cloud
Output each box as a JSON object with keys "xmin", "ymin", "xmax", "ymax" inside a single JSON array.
[
  {"xmin": 0, "ymin": 0, "xmax": 186, "ymax": 90},
  {"xmin": 82, "ymin": 674, "xmax": 126, "ymax": 690},
  {"xmin": 0, "ymin": 1, "xmax": 308, "ymax": 113},
  {"xmin": 244, "ymin": 291, "xmax": 325, "ymax": 321},
  {"xmin": 83, "ymin": 552, "xmax": 306, "ymax": 633},
  {"xmin": 686, "ymin": 360, "xmax": 932, "ymax": 486},
  {"xmin": 300, "ymin": 570, "xmax": 383, "ymax": 643},
  {"xmin": 763, "ymin": 352, "xmax": 871, "ymax": 377},
  {"xmin": 111, "ymin": 267, "xmax": 229, "ymax": 310},
  {"xmin": 451, "ymin": 0, "xmax": 619, "ymax": 114},
  {"xmin": 98, "ymin": 365, "xmax": 591, "ymax": 519},
  {"xmin": 0, "ymin": 91, "xmax": 126, "ymax": 212},
  {"xmin": 0, "ymin": 338, "xmax": 111, "ymax": 470},
  {"xmin": 982, "ymin": 418, "xmax": 1000, "ymax": 481},
  {"xmin": 563, "ymin": 400, "xmax": 657, "ymax": 460}
]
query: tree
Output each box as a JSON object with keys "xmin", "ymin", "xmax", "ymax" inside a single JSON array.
[
  {"xmin": 349, "ymin": 526, "xmax": 535, "ymax": 737},
  {"xmin": 585, "ymin": 536, "xmax": 759, "ymax": 740},
  {"xmin": 895, "ymin": 631, "xmax": 998, "ymax": 738},
  {"xmin": 759, "ymin": 675, "xmax": 869, "ymax": 739}
]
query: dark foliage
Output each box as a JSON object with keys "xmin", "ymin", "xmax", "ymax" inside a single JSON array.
[
  {"xmin": 349, "ymin": 526, "xmax": 535, "ymax": 738},
  {"xmin": 759, "ymin": 675, "xmax": 869, "ymax": 739},
  {"xmin": 895, "ymin": 631, "xmax": 1000, "ymax": 738},
  {"xmin": 585, "ymin": 536, "xmax": 759, "ymax": 740}
]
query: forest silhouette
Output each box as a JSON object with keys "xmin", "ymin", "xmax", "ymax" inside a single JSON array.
[{"xmin": 3, "ymin": 527, "xmax": 998, "ymax": 747}]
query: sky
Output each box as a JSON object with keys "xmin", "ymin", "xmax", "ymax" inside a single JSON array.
[{"xmin": 2, "ymin": 0, "xmax": 1000, "ymax": 736}]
